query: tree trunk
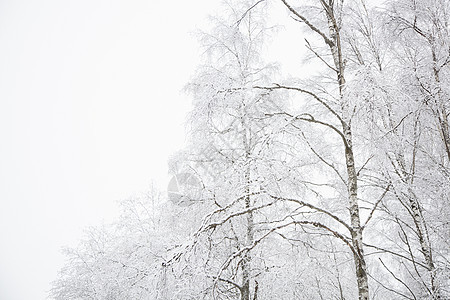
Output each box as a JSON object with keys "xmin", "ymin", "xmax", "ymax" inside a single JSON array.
[
  {"xmin": 241, "ymin": 126, "xmax": 254, "ymax": 300},
  {"xmin": 344, "ymin": 125, "xmax": 370, "ymax": 300},
  {"xmin": 408, "ymin": 192, "xmax": 440, "ymax": 299},
  {"xmin": 241, "ymin": 172, "xmax": 254, "ymax": 300},
  {"xmin": 325, "ymin": 2, "xmax": 370, "ymax": 298},
  {"xmin": 431, "ymin": 47, "xmax": 450, "ymax": 162},
  {"xmin": 393, "ymin": 149, "xmax": 441, "ymax": 299}
]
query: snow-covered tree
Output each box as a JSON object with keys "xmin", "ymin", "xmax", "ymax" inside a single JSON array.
[{"xmin": 51, "ymin": 1, "xmax": 449, "ymax": 299}]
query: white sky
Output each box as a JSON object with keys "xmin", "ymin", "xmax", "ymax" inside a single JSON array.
[
  {"xmin": 0, "ymin": 0, "xmax": 220, "ymax": 299},
  {"xmin": 0, "ymin": 0, "xmax": 312, "ymax": 298}
]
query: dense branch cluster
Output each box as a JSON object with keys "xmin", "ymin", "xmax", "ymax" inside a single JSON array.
[{"xmin": 51, "ymin": 0, "xmax": 449, "ymax": 299}]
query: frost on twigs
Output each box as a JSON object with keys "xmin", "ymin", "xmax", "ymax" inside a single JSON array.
[{"xmin": 51, "ymin": 0, "xmax": 450, "ymax": 299}]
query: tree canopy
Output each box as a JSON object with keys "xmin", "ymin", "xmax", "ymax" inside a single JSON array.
[{"xmin": 51, "ymin": 1, "xmax": 449, "ymax": 299}]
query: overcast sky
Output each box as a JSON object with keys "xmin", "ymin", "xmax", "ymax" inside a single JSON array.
[{"xmin": 0, "ymin": 1, "xmax": 221, "ymax": 299}]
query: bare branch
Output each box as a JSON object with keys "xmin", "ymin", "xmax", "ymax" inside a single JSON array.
[
  {"xmin": 363, "ymin": 243, "xmax": 428, "ymax": 269},
  {"xmin": 236, "ymin": 0, "xmax": 266, "ymax": 26},
  {"xmin": 382, "ymin": 112, "xmax": 413, "ymax": 138},
  {"xmin": 379, "ymin": 258, "xmax": 418, "ymax": 299},
  {"xmin": 254, "ymin": 84, "xmax": 345, "ymax": 125},
  {"xmin": 298, "ymin": 130, "xmax": 347, "ymax": 184},
  {"xmin": 208, "ymin": 275, "xmax": 242, "ymax": 292},
  {"xmin": 269, "ymin": 195, "xmax": 352, "ymax": 232},
  {"xmin": 362, "ymin": 184, "xmax": 391, "ymax": 230},
  {"xmin": 202, "ymin": 200, "xmax": 278, "ymax": 232},
  {"xmin": 367, "ymin": 272, "xmax": 415, "ymax": 300},
  {"xmin": 357, "ymin": 155, "xmax": 374, "ymax": 177},
  {"xmin": 304, "ymin": 38, "xmax": 338, "ymax": 72},
  {"xmin": 263, "ymin": 107, "xmax": 349, "ymax": 150},
  {"xmin": 280, "ymin": 0, "xmax": 334, "ymax": 47},
  {"xmin": 216, "ymin": 218, "xmax": 357, "ymax": 285}
]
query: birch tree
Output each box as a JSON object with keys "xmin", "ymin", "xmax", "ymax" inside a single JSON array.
[
  {"xmin": 361, "ymin": 1, "xmax": 450, "ymax": 298},
  {"xmin": 254, "ymin": 1, "xmax": 381, "ymax": 298},
  {"xmin": 50, "ymin": 1, "xmax": 450, "ymax": 299},
  {"xmin": 168, "ymin": 2, "xmax": 285, "ymax": 298}
]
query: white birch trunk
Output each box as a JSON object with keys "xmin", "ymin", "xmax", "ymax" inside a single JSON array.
[{"xmin": 325, "ymin": 3, "xmax": 370, "ymax": 298}]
